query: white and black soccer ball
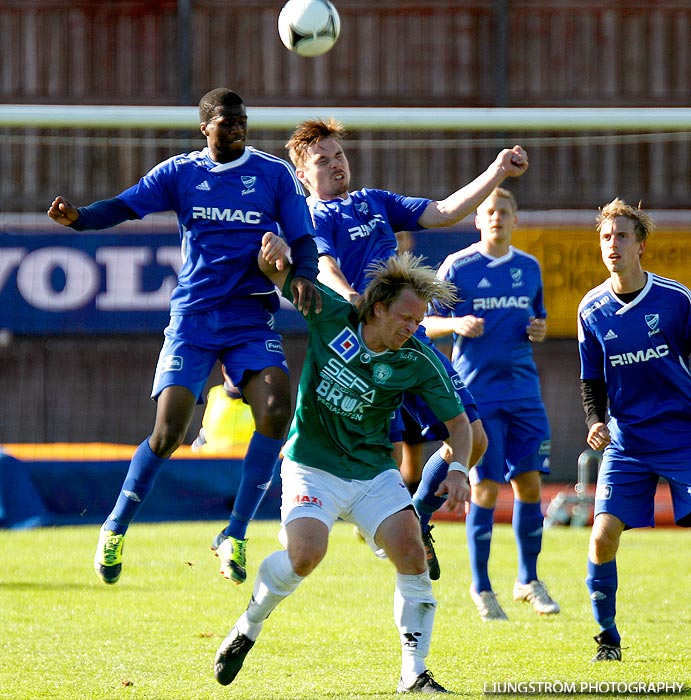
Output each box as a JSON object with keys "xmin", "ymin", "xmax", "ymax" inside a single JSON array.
[{"xmin": 278, "ymin": 0, "xmax": 341, "ymax": 57}]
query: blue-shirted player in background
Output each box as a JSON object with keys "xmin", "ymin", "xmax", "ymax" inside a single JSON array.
[
  {"xmin": 578, "ymin": 198, "xmax": 691, "ymax": 662},
  {"xmin": 47, "ymin": 88, "xmax": 320, "ymax": 586},
  {"xmin": 424, "ymin": 187, "xmax": 559, "ymax": 621},
  {"xmin": 285, "ymin": 118, "xmax": 529, "ymax": 579}
]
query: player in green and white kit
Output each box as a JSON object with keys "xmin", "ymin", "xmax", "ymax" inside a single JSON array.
[{"xmin": 214, "ymin": 234, "xmax": 473, "ymax": 694}]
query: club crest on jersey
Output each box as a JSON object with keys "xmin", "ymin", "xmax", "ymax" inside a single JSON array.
[
  {"xmin": 511, "ymin": 268, "xmax": 523, "ymax": 287},
  {"xmin": 372, "ymin": 363, "xmax": 392, "ymax": 385},
  {"xmin": 356, "ymin": 202, "xmax": 369, "ymax": 215},
  {"xmin": 645, "ymin": 313, "xmax": 660, "ymax": 336},
  {"xmin": 241, "ymin": 176, "xmax": 256, "ymax": 195},
  {"xmin": 329, "ymin": 328, "xmax": 360, "ymax": 363}
]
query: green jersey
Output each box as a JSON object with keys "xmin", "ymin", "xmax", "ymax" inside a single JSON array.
[{"xmin": 282, "ymin": 279, "xmax": 463, "ymax": 480}]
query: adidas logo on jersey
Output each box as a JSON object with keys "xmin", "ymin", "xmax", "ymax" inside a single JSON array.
[
  {"xmin": 477, "ymin": 277, "xmax": 492, "ymax": 288},
  {"xmin": 603, "ymin": 329, "xmax": 618, "ymax": 340},
  {"xmin": 196, "ymin": 180, "xmax": 211, "ymax": 191}
]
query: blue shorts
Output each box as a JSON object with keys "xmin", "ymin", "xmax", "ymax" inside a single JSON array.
[
  {"xmin": 151, "ymin": 299, "xmax": 288, "ymax": 402},
  {"xmin": 595, "ymin": 448, "xmax": 691, "ymax": 528},
  {"xmin": 392, "ymin": 383, "xmax": 479, "ymax": 444},
  {"xmin": 389, "ymin": 328, "xmax": 479, "ymax": 443},
  {"xmin": 472, "ymin": 398, "xmax": 550, "ymax": 484}
]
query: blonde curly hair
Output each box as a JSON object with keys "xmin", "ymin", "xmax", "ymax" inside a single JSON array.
[{"xmin": 357, "ymin": 252, "xmax": 457, "ymax": 322}]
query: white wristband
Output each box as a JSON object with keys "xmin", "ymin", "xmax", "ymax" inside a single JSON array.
[{"xmin": 447, "ymin": 461, "xmax": 469, "ymax": 478}]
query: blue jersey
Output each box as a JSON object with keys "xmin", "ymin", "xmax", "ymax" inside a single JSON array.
[
  {"xmin": 578, "ymin": 273, "xmax": 691, "ymax": 455},
  {"xmin": 117, "ymin": 146, "xmax": 315, "ymax": 314},
  {"xmin": 434, "ymin": 244, "xmax": 546, "ymax": 403},
  {"xmin": 310, "ymin": 188, "xmax": 430, "ymax": 294}
]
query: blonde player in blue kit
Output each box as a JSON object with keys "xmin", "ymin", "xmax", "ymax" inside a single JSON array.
[
  {"xmin": 214, "ymin": 240, "xmax": 473, "ymax": 694},
  {"xmin": 578, "ymin": 198, "xmax": 691, "ymax": 662},
  {"xmin": 424, "ymin": 187, "xmax": 559, "ymax": 621},
  {"xmin": 47, "ymin": 88, "xmax": 320, "ymax": 587}
]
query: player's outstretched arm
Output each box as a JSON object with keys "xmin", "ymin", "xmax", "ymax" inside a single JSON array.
[
  {"xmin": 47, "ymin": 196, "xmax": 79, "ymax": 227},
  {"xmin": 417, "ymin": 145, "xmax": 529, "ymax": 229}
]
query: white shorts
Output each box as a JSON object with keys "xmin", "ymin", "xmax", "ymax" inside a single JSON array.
[{"xmin": 279, "ymin": 458, "xmax": 413, "ymax": 555}]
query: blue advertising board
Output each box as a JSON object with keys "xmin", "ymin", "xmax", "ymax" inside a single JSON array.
[
  {"xmin": 0, "ymin": 219, "xmax": 477, "ymax": 335},
  {"xmin": 0, "ymin": 222, "xmax": 308, "ymax": 334}
]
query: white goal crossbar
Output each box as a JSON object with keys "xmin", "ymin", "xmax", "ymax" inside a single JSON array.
[{"xmin": 1, "ymin": 105, "xmax": 691, "ymax": 131}]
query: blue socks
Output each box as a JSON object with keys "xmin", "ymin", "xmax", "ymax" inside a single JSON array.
[
  {"xmin": 586, "ymin": 558, "xmax": 620, "ymax": 642},
  {"xmin": 513, "ymin": 499, "xmax": 543, "ymax": 584},
  {"xmin": 104, "ymin": 438, "xmax": 167, "ymax": 534},
  {"xmin": 224, "ymin": 431, "xmax": 282, "ymax": 540},
  {"xmin": 466, "ymin": 502, "xmax": 494, "ymax": 592},
  {"xmin": 412, "ymin": 450, "xmax": 449, "ymax": 532}
]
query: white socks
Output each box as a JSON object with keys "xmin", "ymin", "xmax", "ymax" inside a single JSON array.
[
  {"xmin": 235, "ymin": 552, "xmax": 436, "ymax": 688},
  {"xmin": 394, "ymin": 571, "xmax": 437, "ymax": 685},
  {"xmin": 236, "ymin": 549, "xmax": 304, "ymax": 640}
]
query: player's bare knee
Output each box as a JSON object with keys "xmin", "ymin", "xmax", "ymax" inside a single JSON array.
[
  {"xmin": 288, "ymin": 544, "xmax": 325, "ymax": 577},
  {"xmin": 253, "ymin": 399, "xmax": 292, "ymax": 436},
  {"xmin": 589, "ymin": 515, "xmax": 622, "ymax": 563},
  {"xmin": 472, "ymin": 479, "xmax": 500, "ymax": 509},
  {"xmin": 149, "ymin": 427, "xmax": 186, "ymax": 457},
  {"xmin": 390, "ymin": 544, "xmax": 427, "ymax": 575},
  {"xmin": 511, "ymin": 471, "xmax": 542, "ymax": 503}
]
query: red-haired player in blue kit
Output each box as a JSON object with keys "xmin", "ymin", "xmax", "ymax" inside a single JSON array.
[{"xmin": 285, "ymin": 118, "xmax": 529, "ymax": 580}]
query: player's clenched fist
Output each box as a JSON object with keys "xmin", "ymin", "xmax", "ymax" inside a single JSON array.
[{"xmin": 47, "ymin": 196, "xmax": 79, "ymax": 227}]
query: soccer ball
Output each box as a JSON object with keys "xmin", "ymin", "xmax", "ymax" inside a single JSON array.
[{"xmin": 278, "ymin": 0, "xmax": 341, "ymax": 57}]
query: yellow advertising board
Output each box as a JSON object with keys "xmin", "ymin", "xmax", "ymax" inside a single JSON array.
[{"xmin": 511, "ymin": 226, "xmax": 691, "ymax": 338}]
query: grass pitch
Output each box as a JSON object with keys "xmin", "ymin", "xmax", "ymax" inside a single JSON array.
[{"xmin": 1, "ymin": 520, "xmax": 689, "ymax": 699}]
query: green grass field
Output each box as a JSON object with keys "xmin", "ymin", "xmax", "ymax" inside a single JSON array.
[{"xmin": 2, "ymin": 520, "xmax": 689, "ymax": 699}]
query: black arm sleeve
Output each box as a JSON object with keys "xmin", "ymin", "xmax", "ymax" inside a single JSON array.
[
  {"xmin": 69, "ymin": 196, "xmax": 141, "ymax": 231},
  {"xmin": 580, "ymin": 377, "xmax": 608, "ymax": 429},
  {"xmin": 289, "ymin": 234, "xmax": 319, "ymax": 283}
]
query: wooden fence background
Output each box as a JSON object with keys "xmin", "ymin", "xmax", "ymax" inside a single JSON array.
[
  {"xmin": 1, "ymin": 0, "xmax": 690, "ymax": 211},
  {"xmin": 1, "ymin": 1, "xmax": 690, "ymax": 474}
]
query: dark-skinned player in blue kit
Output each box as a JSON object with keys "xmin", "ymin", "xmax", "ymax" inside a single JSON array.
[{"xmin": 47, "ymin": 88, "xmax": 320, "ymax": 587}]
